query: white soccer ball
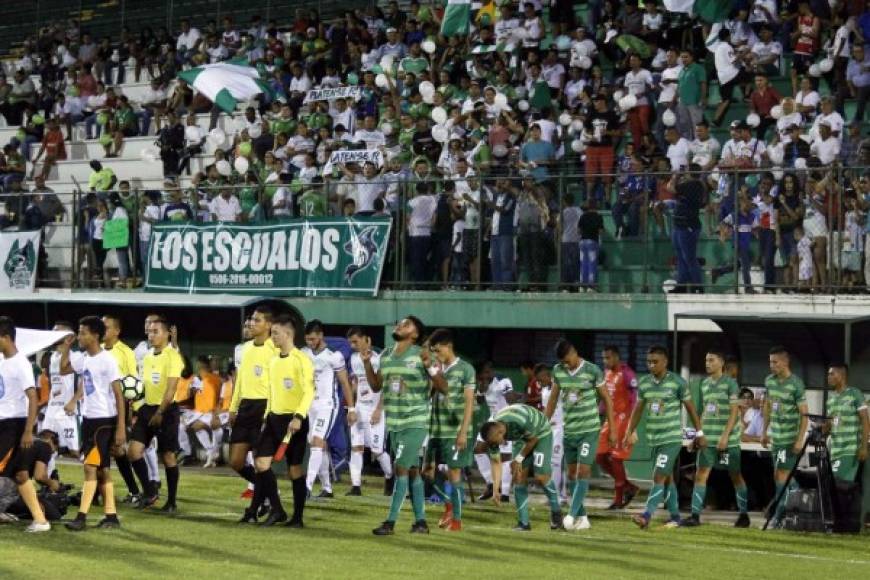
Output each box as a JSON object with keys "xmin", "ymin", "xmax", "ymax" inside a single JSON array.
[
  {"xmin": 819, "ymin": 57, "xmax": 834, "ymax": 73},
  {"xmin": 234, "ymin": 156, "xmax": 249, "ymax": 174},
  {"xmin": 662, "ymin": 279, "xmax": 677, "ymax": 293},
  {"xmin": 517, "ymin": 99, "xmax": 530, "ymax": 112},
  {"xmin": 431, "ymin": 106, "xmax": 447, "ymax": 124},
  {"xmin": 794, "ymin": 157, "xmax": 808, "ymax": 170},
  {"xmin": 375, "ymin": 73, "xmax": 389, "ymax": 88},
  {"xmin": 422, "ymin": 91, "xmax": 435, "ymax": 104},
  {"xmin": 418, "ymin": 81, "xmax": 435, "ymax": 97},
  {"xmin": 770, "ymin": 105, "xmax": 783, "ymax": 120},
  {"xmin": 809, "ymin": 63, "xmax": 822, "ymax": 77},
  {"xmin": 619, "ymin": 94, "xmax": 637, "ymax": 111},
  {"xmin": 662, "ymin": 109, "xmax": 677, "ymax": 127},
  {"xmin": 746, "ymin": 113, "xmax": 761, "ymax": 128},
  {"xmin": 121, "ymin": 375, "xmax": 143, "ymax": 401},
  {"xmin": 208, "ymin": 128, "xmax": 227, "ymax": 147},
  {"xmin": 216, "ymin": 159, "xmax": 232, "ymax": 176},
  {"xmin": 422, "ymin": 39, "xmax": 437, "ymax": 54},
  {"xmin": 559, "ymin": 112, "xmax": 572, "ymax": 126},
  {"xmin": 431, "ymin": 124, "xmax": 449, "ymax": 143}
]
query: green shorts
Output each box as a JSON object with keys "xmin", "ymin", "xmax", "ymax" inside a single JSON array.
[
  {"xmin": 831, "ymin": 455, "xmax": 860, "ymax": 482},
  {"xmin": 651, "ymin": 443, "xmax": 682, "ymax": 478},
  {"xmin": 697, "ymin": 446, "xmax": 741, "ymax": 473},
  {"xmin": 564, "ymin": 431, "xmax": 600, "ymax": 466},
  {"xmin": 512, "ymin": 433, "xmax": 553, "ymax": 476},
  {"xmin": 425, "ymin": 437, "xmax": 473, "ymax": 470},
  {"xmin": 389, "ymin": 428, "xmax": 427, "ymax": 470},
  {"xmin": 772, "ymin": 445, "xmax": 799, "ymax": 473}
]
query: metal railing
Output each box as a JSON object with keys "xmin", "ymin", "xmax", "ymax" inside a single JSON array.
[{"xmin": 8, "ymin": 163, "xmax": 870, "ymax": 295}]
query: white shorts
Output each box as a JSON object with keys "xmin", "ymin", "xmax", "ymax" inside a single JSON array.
[
  {"xmin": 42, "ymin": 413, "xmax": 80, "ymax": 453},
  {"xmin": 551, "ymin": 426, "xmax": 564, "ymax": 464},
  {"xmin": 308, "ymin": 403, "xmax": 338, "ymax": 442},
  {"xmin": 350, "ymin": 406, "xmax": 386, "ymax": 454},
  {"xmin": 217, "ymin": 412, "xmax": 230, "ymax": 427},
  {"xmin": 181, "ymin": 410, "xmax": 213, "ymax": 428}
]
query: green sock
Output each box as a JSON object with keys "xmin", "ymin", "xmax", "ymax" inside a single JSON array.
[
  {"xmin": 666, "ymin": 483, "xmax": 680, "ymax": 518},
  {"xmin": 645, "ymin": 483, "xmax": 664, "ymax": 518},
  {"xmin": 514, "ymin": 484, "xmax": 530, "ymax": 525},
  {"xmin": 431, "ymin": 472, "xmax": 450, "ymax": 504},
  {"xmin": 387, "ymin": 475, "xmax": 409, "ymax": 522},
  {"xmin": 691, "ymin": 485, "xmax": 706, "ymax": 516},
  {"xmin": 410, "ymin": 474, "xmax": 426, "ymax": 522},
  {"xmin": 773, "ymin": 482, "xmax": 786, "ymax": 521},
  {"xmin": 543, "ymin": 479, "xmax": 561, "ymax": 514},
  {"xmin": 735, "ymin": 484, "xmax": 748, "ymax": 514},
  {"xmin": 451, "ymin": 481, "xmax": 464, "ymax": 522},
  {"xmin": 570, "ymin": 479, "xmax": 589, "ymax": 517}
]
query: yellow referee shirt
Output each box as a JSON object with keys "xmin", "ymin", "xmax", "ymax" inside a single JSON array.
[
  {"xmin": 103, "ymin": 340, "xmax": 137, "ymax": 378},
  {"xmin": 267, "ymin": 349, "xmax": 315, "ymax": 416},
  {"xmin": 142, "ymin": 347, "xmax": 185, "ymax": 406},
  {"xmin": 231, "ymin": 339, "xmax": 279, "ymax": 412}
]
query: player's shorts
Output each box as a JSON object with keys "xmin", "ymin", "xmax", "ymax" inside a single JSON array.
[
  {"xmin": 41, "ymin": 413, "xmax": 81, "ymax": 453},
  {"xmin": 350, "ymin": 408, "xmax": 386, "ymax": 454},
  {"xmin": 597, "ymin": 412, "xmax": 633, "ymax": 461},
  {"xmin": 0, "ymin": 418, "xmax": 27, "ymax": 474},
  {"xmin": 131, "ymin": 404, "xmax": 180, "ymax": 454},
  {"xmin": 389, "ymin": 428, "xmax": 427, "ymax": 470},
  {"xmin": 697, "ymin": 446, "xmax": 741, "ymax": 473},
  {"xmin": 82, "ymin": 417, "xmax": 117, "ymax": 469},
  {"xmin": 772, "ymin": 445, "xmax": 799, "ymax": 473},
  {"xmin": 651, "ymin": 443, "xmax": 683, "ymax": 478},
  {"xmin": 425, "ymin": 436, "xmax": 473, "ymax": 470},
  {"xmin": 229, "ymin": 399, "xmax": 267, "ymax": 446},
  {"xmin": 256, "ymin": 413, "xmax": 310, "ymax": 465},
  {"xmin": 551, "ymin": 426, "xmax": 564, "ymax": 464},
  {"xmin": 564, "ymin": 431, "xmax": 600, "ymax": 466},
  {"xmin": 513, "ymin": 433, "xmax": 554, "ymax": 476},
  {"xmin": 181, "ymin": 409, "xmax": 212, "ymax": 428},
  {"xmin": 308, "ymin": 403, "xmax": 338, "ymax": 442},
  {"xmin": 217, "ymin": 411, "xmax": 230, "ymax": 427},
  {"xmin": 831, "ymin": 455, "xmax": 859, "ymax": 482}
]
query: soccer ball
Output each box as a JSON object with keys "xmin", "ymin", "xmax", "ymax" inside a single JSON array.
[{"xmin": 121, "ymin": 375, "xmax": 144, "ymax": 401}]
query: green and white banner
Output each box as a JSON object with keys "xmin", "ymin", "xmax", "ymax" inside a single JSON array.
[
  {"xmin": 303, "ymin": 86, "xmax": 365, "ymax": 104},
  {"xmin": 441, "ymin": 0, "xmax": 471, "ymax": 37},
  {"xmin": 144, "ymin": 218, "xmax": 392, "ymax": 297},
  {"xmin": 0, "ymin": 230, "xmax": 40, "ymax": 291}
]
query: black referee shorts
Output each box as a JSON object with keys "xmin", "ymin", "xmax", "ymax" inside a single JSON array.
[
  {"xmin": 256, "ymin": 413, "xmax": 309, "ymax": 465},
  {"xmin": 131, "ymin": 404, "xmax": 180, "ymax": 454},
  {"xmin": 0, "ymin": 418, "xmax": 27, "ymax": 476},
  {"xmin": 82, "ymin": 417, "xmax": 117, "ymax": 469},
  {"xmin": 229, "ymin": 399, "xmax": 268, "ymax": 447}
]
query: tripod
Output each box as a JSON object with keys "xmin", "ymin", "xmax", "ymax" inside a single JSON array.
[{"xmin": 763, "ymin": 415, "xmax": 834, "ymax": 532}]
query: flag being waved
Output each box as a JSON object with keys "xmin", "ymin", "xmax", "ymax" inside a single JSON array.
[
  {"xmin": 178, "ymin": 62, "xmax": 272, "ymax": 113},
  {"xmin": 441, "ymin": 0, "xmax": 472, "ymax": 37},
  {"xmin": 662, "ymin": 0, "xmax": 731, "ymax": 23}
]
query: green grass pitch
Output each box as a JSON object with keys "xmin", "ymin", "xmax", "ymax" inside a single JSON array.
[{"xmin": 1, "ymin": 464, "xmax": 868, "ymax": 580}]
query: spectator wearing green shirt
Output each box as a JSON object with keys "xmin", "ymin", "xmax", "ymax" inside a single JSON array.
[
  {"xmin": 824, "ymin": 365, "xmax": 869, "ymax": 484},
  {"xmin": 298, "ymin": 180, "xmax": 328, "ymax": 217},
  {"xmin": 107, "ymin": 96, "xmax": 139, "ymax": 158},
  {"xmin": 676, "ymin": 51, "xmax": 708, "ymax": 140},
  {"xmin": 87, "ymin": 160, "xmax": 117, "ymax": 192}
]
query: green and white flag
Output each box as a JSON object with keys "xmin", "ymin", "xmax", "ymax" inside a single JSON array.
[
  {"xmin": 178, "ymin": 62, "xmax": 272, "ymax": 113},
  {"xmin": 471, "ymin": 42, "xmax": 516, "ymax": 54},
  {"xmin": 441, "ymin": 0, "xmax": 471, "ymax": 37},
  {"xmin": 662, "ymin": 0, "xmax": 731, "ymax": 23}
]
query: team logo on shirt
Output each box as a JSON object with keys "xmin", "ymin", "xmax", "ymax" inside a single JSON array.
[
  {"xmin": 283, "ymin": 378, "xmax": 294, "ymax": 390},
  {"xmin": 3, "ymin": 237, "xmax": 37, "ymax": 289},
  {"xmin": 254, "ymin": 365, "xmax": 263, "ymax": 377},
  {"xmin": 343, "ymin": 226, "xmax": 380, "ymax": 283}
]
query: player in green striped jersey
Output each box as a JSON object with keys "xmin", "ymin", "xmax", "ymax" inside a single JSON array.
[
  {"xmin": 366, "ymin": 316, "xmax": 432, "ymax": 536},
  {"xmin": 825, "ymin": 365, "xmax": 869, "ymax": 483},
  {"xmin": 545, "ymin": 340, "xmax": 615, "ymax": 531},
  {"xmin": 422, "ymin": 329, "xmax": 475, "ymax": 532},
  {"xmin": 624, "ymin": 346, "xmax": 704, "ymax": 529},
  {"xmin": 761, "ymin": 346, "xmax": 808, "ymax": 526},
  {"xmin": 681, "ymin": 350, "xmax": 750, "ymax": 528},
  {"xmin": 478, "ymin": 404, "xmax": 564, "ymax": 531}
]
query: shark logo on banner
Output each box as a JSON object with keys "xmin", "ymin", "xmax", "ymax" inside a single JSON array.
[
  {"xmin": 3, "ymin": 235, "xmax": 37, "ymax": 290},
  {"xmin": 343, "ymin": 226, "xmax": 380, "ymax": 283}
]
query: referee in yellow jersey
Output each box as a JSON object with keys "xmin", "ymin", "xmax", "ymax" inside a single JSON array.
[
  {"xmin": 244, "ymin": 313, "xmax": 314, "ymax": 527},
  {"xmin": 229, "ymin": 305, "xmax": 278, "ymax": 488}
]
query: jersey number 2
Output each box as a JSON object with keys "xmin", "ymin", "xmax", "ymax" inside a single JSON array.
[{"xmin": 655, "ymin": 453, "xmax": 669, "ymax": 469}]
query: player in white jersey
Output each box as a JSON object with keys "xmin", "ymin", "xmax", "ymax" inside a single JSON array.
[
  {"xmin": 41, "ymin": 322, "xmax": 81, "ymax": 454},
  {"xmin": 345, "ymin": 327, "xmax": 393, "ymax": 496},
  {"xmin": 474, "ymin": 361, "xmax": 519, "ymax": 501},
  {"xmin": 535, "ymin": 363, "xmax": 566, "ymax": 499},
  {"xmin": 0, "ymin": 316, "xmax": 51, "ymax": 532},
  {"xmin": 301, "ymin": 320, "xmax": 355, "ymax": 498}
]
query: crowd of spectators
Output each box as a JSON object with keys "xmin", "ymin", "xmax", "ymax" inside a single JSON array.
[{"xmin": 2, "ymin": 1, "xmax": 870, "ymax": 293}]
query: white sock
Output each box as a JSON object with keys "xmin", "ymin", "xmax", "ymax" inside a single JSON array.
[
  {"xmin": 212, "ymin": 428, "xmax": 223, "ymax": 451},
  {"xmin": 501, "ymin": 459, "xmax": 512, "ymax": 495},
  {"xmin": 349, "ymin": 451, "xmax": 363, "ymax": 487},
  {"xmin": 306, "ymin": 447, "xmax": 323, "ymax": 491},
  {"xmin": 145, "ymin": 444, "xmax": 160, "ymax": 482},
  {"xmin": 246, "ymin": 451, "xmax": 254, "ymax": 490},
  {"xmin": 194, "ymin": 429, "xmax": 213, "ymax": 454},
  {"xmin": 475, "ymin": 454, "xmax": 492, "ymax": 484},
  {"xmin": 178, "ymin": 426, "xmax": 191, "ymax": 456},
  {"xmin": 552, "ymin": 461, "xmax": 563, "ymax": 495},
  {"xmin": 319, "ymin": 451, "xmax": 332, "ymax": 493},
  {"xmin": 376, "ymin": 452, "xmax": 393, "ymax": 479}
]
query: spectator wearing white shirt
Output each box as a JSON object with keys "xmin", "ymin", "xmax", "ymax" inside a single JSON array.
[
  {"xmin": 750, "ymin": 25, "xmax": 782, "ymax": 75},
  {"xmin": 775, "ymin": 98, "xmax": 804, "ymax": 143},
  {"xmin": 623, "ymin": 54, "xmax": 654, "ymax": 149},
  {"xmin": 407, "ymin": 182, "xmax": 437, "ymax": 285},
  {"xmin": 352, "ymin": 115, "xmax": 386, "ymax": 149},
  {"xmin": 209, "ymin": 189, "xmax": 242, "ymax": 222},
  {"xmin": 665, "ymin": 127, "xmax": 691, "ymax": 171},
  {"xmin": 810, "ymin": 121, "xmax": 841, "ymax": 165},
  {"xmin": 329, "ymin": 98, "xmax": 356, "ymax": 135},
  {"xmin": 176, "ymin": 19, "xmax": 203, "ymax": 65},
  {"xmin": 712, "ymin": 28, "xmax": 751, "ymax": 127},
  {"xmin": 379, "ymin": 28, "xmax": 407, "ymax": 60},
  {"xmin": 689, "ymin": 121, "xmax": 721, "ymax": 170},
  {"xmin": 521, "ymin": 4, "xmax": 543, "ymax": 48},
  {"xmin": 139, "ymin": 79, "xmax": 168, "ymax": 135},
  {"xmin": 338, "ymin": 161, "xmax": 385, "ymax": 215},
  {"xmin": 493, "ymin": 4, "xmax": 520, "ymax": 43},
  {"xmin": 53, "ymin": 93, "xmax": 84, "ymax": 140},
  {"xmin": 810, "ymin": 97, "xmax": 845, "ymax": 142},
  {"xmin": 827, "ymin": 12, "xmax": 853, "ymax": 113},
  {"xmin": 794, "ymin": 76, "xmax": 820, "ymax": 119},
  {"xmin": 541, "ymin": 50, "xmax": 566, "ymax": 93},
  {"xmin": 654, "ymin": 49, "xmax": 682, "ymax": 147},
  {"xmin": 287, "ymin": 62, "xmax": 312, "ymax": 113},
  {"xmin": 563, "ymin": 67, "xmax": 587, "ymax": 109}
]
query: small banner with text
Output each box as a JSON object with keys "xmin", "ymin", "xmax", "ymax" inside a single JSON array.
[{"xmin": 0, "ymin": 230, "xmax": 40, "ymax": 291}]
